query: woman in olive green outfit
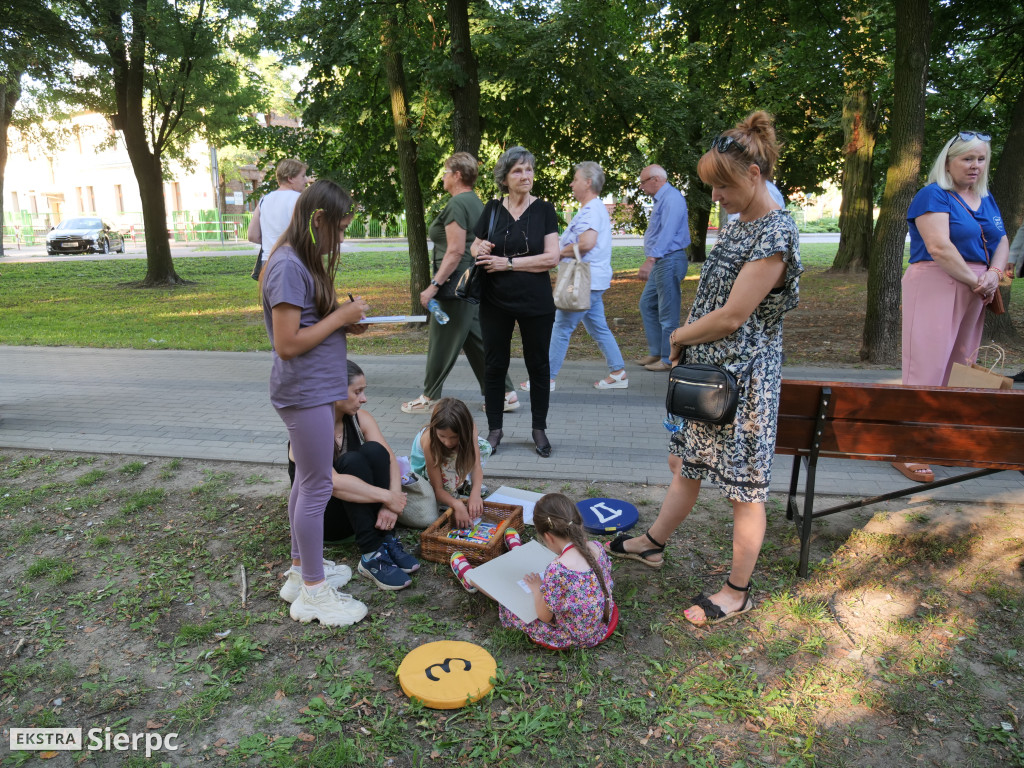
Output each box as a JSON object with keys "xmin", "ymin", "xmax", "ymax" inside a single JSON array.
[{"xmin": 402, "ymin": 153, "xmax": 517, "ymax": 414}]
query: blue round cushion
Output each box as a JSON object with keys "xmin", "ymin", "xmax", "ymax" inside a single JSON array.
[{"xmin": 576, "ymin": 498, "xmax": 639, "ymax": 535}]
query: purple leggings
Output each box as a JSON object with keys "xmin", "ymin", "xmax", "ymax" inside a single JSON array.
[{"xmin": 276, "ymin": 402, "xmax": 334, "ymax": 583}]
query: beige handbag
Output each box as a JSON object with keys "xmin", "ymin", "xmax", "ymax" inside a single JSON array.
[{"xmin": 553, "ymin": 243, "xmax": 591, "ymax": 311}]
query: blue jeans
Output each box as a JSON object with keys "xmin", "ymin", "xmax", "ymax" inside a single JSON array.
[
  {"xmin": 639, "ymin": 250, "xmax": 687, "ymax": 363},
  {"xmin": 549, "ymin": 290, "xmax": 625, "ymax": 378}
]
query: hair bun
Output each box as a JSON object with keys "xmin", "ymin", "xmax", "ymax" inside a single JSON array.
[{"xmin": 740, "ymin": 111, "xmax": 776, "ymax": 143}]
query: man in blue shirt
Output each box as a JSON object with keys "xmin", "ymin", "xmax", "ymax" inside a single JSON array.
[{"xmin": 637, "ymin": 165, "xmax": 691, "ymax": 371}]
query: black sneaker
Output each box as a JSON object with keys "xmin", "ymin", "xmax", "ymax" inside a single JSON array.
[
  {"xmin": 383, "ymin": 534, "xmax": 420, "ymax": 573},
  {"xmin": 358, "ymin": 547, "xmax": 411, "ymax": 591},
  {"xmin": 1013, "ymin": 370, "xmax": 1024, "ymax": 383}
]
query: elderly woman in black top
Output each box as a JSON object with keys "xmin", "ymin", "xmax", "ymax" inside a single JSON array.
[{"xmin": 470, "ymin": 146, "xmax": 560, "ymax": 457}]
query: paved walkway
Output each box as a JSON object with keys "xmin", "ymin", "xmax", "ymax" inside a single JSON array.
[{"xmin": 1, "ymin": 346, "xmax": 1021, "ymax": 504}]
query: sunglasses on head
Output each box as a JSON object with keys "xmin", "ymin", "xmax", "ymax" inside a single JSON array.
[
  {"xmin": 710, "ymin": 135, "xmax": 748, "ymax": 154},
  {"xmin": 952, "ymin": 131, "xmax": 991, "ymax": 145}
]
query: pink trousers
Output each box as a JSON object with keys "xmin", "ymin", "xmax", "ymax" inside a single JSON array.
[{"xmin": 901, "ymin": 260, "xmax": 987, "ymax": 386}]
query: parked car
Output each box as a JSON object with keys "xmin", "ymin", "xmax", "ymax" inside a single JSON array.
[{"xmin": 46, "ymin": 217, "xmax": 126, "ymax": 255}]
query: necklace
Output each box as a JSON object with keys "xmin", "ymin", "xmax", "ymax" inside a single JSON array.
[{"xmin": 505, "ymin": 194, "xmax": 532, "ymax": 220}]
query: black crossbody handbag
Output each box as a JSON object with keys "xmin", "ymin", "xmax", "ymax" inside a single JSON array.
[
  {"xmin": 666, "ymin": 350, "xmax": 740, "ymax": 426},
  {"xmin": 455, "ymin": 199, "xmax": 500, "ymax": 304}
]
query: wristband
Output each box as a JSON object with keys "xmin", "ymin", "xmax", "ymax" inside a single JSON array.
[
  {"xmin": 987, "ymin": 267, "xmax": 1003, "ymax": 279},
  {"xmin": 430, "ymin": 278, "xmax": 441, "ymax": 287}
]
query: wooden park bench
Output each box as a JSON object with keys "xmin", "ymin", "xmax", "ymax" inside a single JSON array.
[{"xmin": 775, "ymin": 380, "xmax": 1024, "ymax": 577}]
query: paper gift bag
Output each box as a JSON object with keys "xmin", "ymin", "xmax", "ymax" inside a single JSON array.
[
  {"xmin": 948, "ymin": 363, "xmax": 1013, "ymax": 389},
  {"xmin": 948, "ymin": 345, "xmax": 1013, "ymax": 389}
]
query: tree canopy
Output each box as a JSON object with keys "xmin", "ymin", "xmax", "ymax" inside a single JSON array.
[{"xmin": 10, "ymin": 0, "xmax": 1022, "ymax": 341}]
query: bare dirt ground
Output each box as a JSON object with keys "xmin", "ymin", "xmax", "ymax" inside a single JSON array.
[{"xmin": 1, "ymin": 450, "xmax": 1022, "ymax": 767}]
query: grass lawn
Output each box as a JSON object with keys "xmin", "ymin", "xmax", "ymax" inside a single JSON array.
[
  {"xmin": 0, "ymin": 451, "xmax": 1021, "ymax": 766},
  {"xmin": 1, "ymin": 245, "xmax": 1021, "ymax": 368}
]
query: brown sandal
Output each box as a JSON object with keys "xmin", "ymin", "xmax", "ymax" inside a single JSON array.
[{"xmin": 891, "ymin": 462, "xmax": 934, "ymax": 483}]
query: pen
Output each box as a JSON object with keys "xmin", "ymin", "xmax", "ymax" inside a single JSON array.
[{"xmin": 348, "ymin": 293, "xmax": 355, "ymax": 302}]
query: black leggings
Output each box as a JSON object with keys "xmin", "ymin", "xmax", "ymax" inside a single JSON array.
[
  {"xmin": 288, "ymin": 440, "xmax": 391, "ymax": 554},
  {"xmin": 479, "ymin": 302, "xmax": 555, "ymax": 431}
]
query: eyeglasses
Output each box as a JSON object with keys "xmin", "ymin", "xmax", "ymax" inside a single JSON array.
[
  {"xmin": 953, "ymin": 131, "xmax": 991, "ymax": 145},
  {"xmin": 638, "ymin": 176, "xmax": 653, "ymax": 186},
  {"xmin": 710, "ymin": 134, "xmax": 748, "ymax": 154},
  {"xmin": 504, "ymin": 228, "xmax": 530, "ymax": 258}
]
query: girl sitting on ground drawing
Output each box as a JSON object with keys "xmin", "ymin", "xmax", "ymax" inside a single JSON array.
[{"xmin": 450, "ymin": 493, "xmax": 616, "ymax": 649}]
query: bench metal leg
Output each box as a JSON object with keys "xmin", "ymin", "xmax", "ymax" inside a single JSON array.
[
  {"xmin": 796, "ymin": 387, "xmax": 830, "ymax": 578},
  {"xmin": 786, "ymin": 452, "xmax": 802, "ymax": 521}
]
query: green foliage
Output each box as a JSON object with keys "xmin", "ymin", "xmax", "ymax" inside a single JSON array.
[{"xmin": 66, "ymin": 0, "xmax": 267, "ymax": 161}]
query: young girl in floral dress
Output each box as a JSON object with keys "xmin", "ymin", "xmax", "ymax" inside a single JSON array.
[{"xmin": 451, "ymin": 493, "xmax": 615, "ymax": 649}]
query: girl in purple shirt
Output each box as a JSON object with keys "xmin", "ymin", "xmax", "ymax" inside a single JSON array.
[{"xmin": 261, "ymin": 180, "xmax": 371, "ymax": 626}]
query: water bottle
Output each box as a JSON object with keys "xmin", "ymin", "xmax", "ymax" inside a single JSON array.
[
  {"xmin": 663, "ymin": 413, "xmax": 684, "ymax": 434},
  {"xmin": 427, "ymin": 299, "xmax": 450, "ymax": 325}
]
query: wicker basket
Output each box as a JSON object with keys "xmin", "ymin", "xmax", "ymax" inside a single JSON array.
[{"xmin": 419, "ymin": 500, "xmax": 524, "ymax": 566}]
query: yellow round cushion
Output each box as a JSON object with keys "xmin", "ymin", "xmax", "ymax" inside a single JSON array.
[{"xmin": 397, "ymin": 640, "xmax": 497, "ymax": 710}]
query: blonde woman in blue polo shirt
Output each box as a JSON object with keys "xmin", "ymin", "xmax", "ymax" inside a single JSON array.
[{"xmin": 895, "ymin": 131, "xmax": 1009, "ymax": 483}]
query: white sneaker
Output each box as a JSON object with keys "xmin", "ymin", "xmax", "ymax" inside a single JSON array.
[
  {"xmin": 279, "ymin": 559, "xmax": 353, "ymax": 603},
  {"xmin": 289, "ymin": 584, "xmax": 367, "ymax": 626}
]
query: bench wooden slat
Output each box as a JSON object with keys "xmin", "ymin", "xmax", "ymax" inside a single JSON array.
[
  {"xmin": 777, "ymin": 419, "xmax": 1024, "ymax": 469},
  {"xmin": 780, "ymin": 380, "xmax": 1024, "ymax": 429}
]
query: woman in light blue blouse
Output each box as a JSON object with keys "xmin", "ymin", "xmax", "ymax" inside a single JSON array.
[
  {"xmin": 523, "ymin": 162, "xmax": 627, "ymax": 392},
  {"xmin": 896, "ymin": 131, "xmax": 1009, "ymax": 483}
]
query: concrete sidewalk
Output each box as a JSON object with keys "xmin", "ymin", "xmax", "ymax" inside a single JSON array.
[{"xmin": 0, "ymin": 345, "xmax": 1020, "ymax": 504}]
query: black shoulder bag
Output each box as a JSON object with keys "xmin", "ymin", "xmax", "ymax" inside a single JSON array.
[
  {"xmin": 455, "ymin": 199, "xmax": 500, "ymax": 304},
  {"xmin": 665, "ymin": 349, "xmax": 739, "ymax": 426}
]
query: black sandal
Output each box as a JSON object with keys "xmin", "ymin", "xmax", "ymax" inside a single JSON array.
[
  {"xmin": 606, "ymin": 529, "xmax": 666, "ymax": 569},
  {"xmin": 686, "ymin": 579, "xmax": 755, "ymax": 626}
]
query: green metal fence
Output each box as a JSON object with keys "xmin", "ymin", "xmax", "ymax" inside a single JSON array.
[
  {"xmin": 169, "ymin": 210, "xmax": 253, "ymax": 242},
  {"xmin": 2, "ymin": 210, "xmax": 43, "ymax": 245},
  {"xmin": 346, "ymin": 215, "xmax": 407, "ymax": 239}
]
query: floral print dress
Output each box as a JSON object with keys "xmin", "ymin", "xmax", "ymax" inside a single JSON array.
[
  {"xmin": 499, "ymin": 543, "xmax": 615, "ymax": 649},
  {"xmin": 670, "ymin": 210, "xmax": 802, "ymax": 503}
]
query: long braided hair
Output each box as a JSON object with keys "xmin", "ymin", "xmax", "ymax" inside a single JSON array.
[{"xmin": 533, "ymin": 493, "xmax": 612, "ymax": 623}]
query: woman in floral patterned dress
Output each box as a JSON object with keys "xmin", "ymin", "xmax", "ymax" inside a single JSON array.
[{"xmin": 608, "ymin": 111, "xmax": 802, "ymax": 626}]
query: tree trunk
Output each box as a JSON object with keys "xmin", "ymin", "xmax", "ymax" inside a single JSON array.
[
  {"xmin": 983, "ymin": 80, "xmax": 1024, "ymax": 341},
  {"xmin": 991, "ymin": 80, "xmax": 1024, "ymax": 241},
  {"xmin": 0, "ymin": 75, "xmax": 22, "ymax": 258},
  {"xmin": 687, "ymin": 194, "xmax": 709, "ymax": 264},
  {"xmin": 382, "ymin": 13, "xmax": 430, "ymax": 314},
  {"xmin": 131, "ymin": 150, "xmax": 182, "ymax": 285},
  {"xmin": 860, "ymin": 0, "xmax": 932, "ymax": 364},
  {"xmin": 447, "ymin": 0, "xmax": 481, "ymax": 158},
  {"xmin": 109, "ymin": 0, "xmax": 183, "ymax": 286},
  {"xmin": 832, "ymin": 84, "xmax": 876, "ymax": 272}
]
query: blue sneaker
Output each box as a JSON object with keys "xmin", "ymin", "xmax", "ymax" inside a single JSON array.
[
  {"xmin": 358, "ymin": 546, "xmax": 411, "ymax": 591},
  {"xmin": 383, "ymin": 534, "xmax": 420, "ymax": 574}
]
